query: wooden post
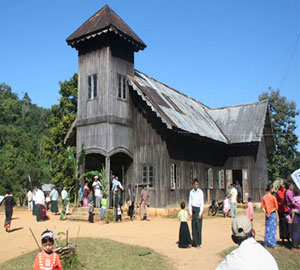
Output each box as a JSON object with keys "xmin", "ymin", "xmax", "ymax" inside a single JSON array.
[{"xmin": 105, "ymin": 156, "xmax": 110, "ymax": 207}]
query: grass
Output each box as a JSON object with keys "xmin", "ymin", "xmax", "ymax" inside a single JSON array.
[
  {"xmin": 220, "ymin": 242, "xmax": 300, "ymax": 270},
  {"xmin": 0, "ymin": 238, "xmax": 171, "ymax": 270}
]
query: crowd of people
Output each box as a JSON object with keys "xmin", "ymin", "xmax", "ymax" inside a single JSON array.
[
  {"xmin": 177, "ymin": 178, "xmax": 300, "ymax": 269},
  {"xmin": 1, "ymin": 175, "xmax": 299, "ymax": 269},
  {"xmin": 81, "ymin": 175, "xmax": 150, "ymax": 223}
]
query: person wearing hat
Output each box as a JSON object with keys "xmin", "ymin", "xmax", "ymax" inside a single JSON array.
[
  {"xmin": 92, "ymin": 176, "xmax": 102, "ymax": 208},
  {"xmin": 216, "ymin": 216, "xmax": 278, "ymax": 270}
]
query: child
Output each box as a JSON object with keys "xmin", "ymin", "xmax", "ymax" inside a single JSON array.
[
  {"xmin": 88, "ymin": 200, "xmax": 94, "ymax": 223},
  {"xmin": 100, "ymin": 194, "xmax": 107, "ymax": 220},
  {"xmin": 245, "ymin": 197, "xmax": 254, "ymax": 224},
  {"xmin": 33, "ymin": 230, "xmax": 62, "ymax": 270},
  {"xmin": 223, "ymin": 197, "xmax": 231, "ymax": 218},
  {"xmin": 291, "ymin": 189, "xmax": 300, "ymax": 224},
  {"xmin": 177, "ymin": 201, "xmax": 192, "ymax": 248}
]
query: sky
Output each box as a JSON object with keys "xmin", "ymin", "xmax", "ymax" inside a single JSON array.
[{"xmin": 1, "ymin": 0, "xmax": 299, "ymax": 136}]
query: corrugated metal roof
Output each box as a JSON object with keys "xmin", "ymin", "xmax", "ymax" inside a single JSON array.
[
  {"xmin": 207, "ymin": 100, "xmax": 269, "ymax": 143},
  {"xmin": 128, "ymin": 70, "xmax": 269, "ymax": 145},
  {"xmin": 128, "ymin": 71, "xmax": 229, "ymax": 144},
  {"xmin": 66, "ymin": 5, "xmax": 146, "ymax": 51}
]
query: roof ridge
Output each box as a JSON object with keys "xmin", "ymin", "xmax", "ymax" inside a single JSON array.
[
  {"xmin": 134, "ymin": 69, "xmax": 210, "ymax": 109},
  {"xmin": 210, "ymin": 99, "xmax": 268, "ymax": 110}
]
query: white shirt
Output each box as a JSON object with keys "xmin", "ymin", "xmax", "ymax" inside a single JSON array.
[
  {"xmin": 27, "ymin": 191, "xmax": 33, "ymax": 201},
  {"xmin": 188, "ymin": 188, "xmax": 204, "ymax": 216},
  {"xmin": 92, "ymin": 181, "xmax": 102, "ymax": 197},
  {"xmin": 61, "ymin": 189, "xmax": 67, "ymax": 200},
  {"xmin": 112, "ymin": 179, "xmax": 123, "ymax": 192},
  {"xmin": 230, "ymin": 187, "xmax": 238, "ymax": 203},
  {"xmin": 216, "ymin": 237, "xmax": 278, "ymax": 270},
  {"xmin": 50, "ymin": 189, "xmax": 58, "ymax": 201},
  {"xmin": 35, "ymin": 189, "xmax": 45, "ymax": 205}
]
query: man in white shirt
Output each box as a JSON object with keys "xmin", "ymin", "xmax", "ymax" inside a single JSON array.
[
  {"xmin": 112, "ymin": 176, "xmax": 123, "ymax": 192},
  {"xmin": 35, "ymin": 187, "xmax": 45, "ymax": 222},
  {"xmin": 216, "ymin": 215, "xmax": 278, "ymax": 270},
  {"xmin": 92, "ymin": 176, "xmax": 102, "ymax": 208},
  {"xmin": 61, "ymin": 187, "xmax": 67, "ymax": 205},
  {"xmin": 228, "ymin": 183, "xmax": 238, "ymax": 218},
  {"xmin": 188, "ymin": 178, "xmax": 204, "ymax": 248},
  {"xmin": 50, "ymin": 186, "xmax": 59, "ymax": 214}
]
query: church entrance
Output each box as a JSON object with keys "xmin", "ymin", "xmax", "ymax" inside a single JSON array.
[{"xmin": 109, "ymin": 152, "xmax": 133, "ymax": 207}]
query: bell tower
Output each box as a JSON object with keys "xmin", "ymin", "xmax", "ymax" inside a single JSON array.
[{"xmin": 67, "ymin": 5, "xmax": 146, "ymax": 187}]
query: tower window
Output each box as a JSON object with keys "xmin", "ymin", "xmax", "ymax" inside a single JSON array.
[
  {"xmin": 88, "ymin": 74, "xmax": 98, "ymax": 99},
  {"xmin": 118, "ymin": 74, "xmax": 127, "ymax": 100}
]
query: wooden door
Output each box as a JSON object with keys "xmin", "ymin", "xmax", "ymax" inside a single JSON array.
[{"xmin": 226, "ymin": 170, "xmax": 232, "ymax": 194}]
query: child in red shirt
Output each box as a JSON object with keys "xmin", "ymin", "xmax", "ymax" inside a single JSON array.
[{"xmin": 33, "ymin": 230, "xmax": 62, "ymax": 270}]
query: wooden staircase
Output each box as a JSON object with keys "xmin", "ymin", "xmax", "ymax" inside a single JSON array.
[
  {"xmin": 67, "ymin": 207, "xmax": 100, "ymax": 221},
  {"xmin": 67, "ymin": 206, "xmax": 131, "ymax": 222}
]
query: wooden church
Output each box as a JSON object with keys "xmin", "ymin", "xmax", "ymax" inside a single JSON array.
[{"xmin": 65, "ymin": 5, "xmax": 274, "ymax": 207}]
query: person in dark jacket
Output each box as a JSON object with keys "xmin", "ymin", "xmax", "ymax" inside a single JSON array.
[
  {"xmin": 2, "ymin": 189, "xmax": 15, "ymax": 232},
  {"xmin": 127, "ymin": 184, "xmax": 135, "ymax": 220},
  {"xmin": 115, "ymin": 186, "xmax": 122, "ymax": 222}
]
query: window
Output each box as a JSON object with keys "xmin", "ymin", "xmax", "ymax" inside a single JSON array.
[
  {"xmin": 218, "ymin": 169, "xmax": 225, "ymax": 189},
  {"xmin": 190, "ymin": 165, "xmax": 195, "ymax": 184},
  {"xmin": 170, "ymin": 163, "xmax": 180, "ymax": 190},
  {"xmin": 206, "ymin": 168, "xmax": 213, "ymax": 189},
  {"xmin": 143, "ymin": 165, "xmax": 154, "ymax": 188},
  {"xmin": 118, "ymin": 74, "xmax": 127, "ymax": 100},
  {"xmin": 88, "ymin": 74, "xmax": 98, "ymax": 99}
]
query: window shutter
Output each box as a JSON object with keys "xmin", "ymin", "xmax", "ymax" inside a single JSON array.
[
  {"xmin": 208, "ymin": 168, "xmax": 213, "ymax": 189},
  {"xmin": 226, "ymin": 170, "xmax": 232, "ymax": 193},
  {"xmin": 220, "ymin": 170, "xmax": 225, "ymax": 189},
  {"xmin": 170, "ymin": 164, "xmax": 175, "ymax": 190},
  {"xmin": 176, "ymin": 164, "xmax": 180, "ymax": 189}
]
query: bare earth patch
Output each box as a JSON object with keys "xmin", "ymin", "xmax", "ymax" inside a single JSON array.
[{"xmin": 0, "ymin": 208, "xmax": 268, "ymax": 270}]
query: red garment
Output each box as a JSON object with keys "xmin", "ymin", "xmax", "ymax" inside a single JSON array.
[
  {"xmin": 33, "ymin": 251, "xmax": 62, "ymax": 270},
  {"xmin": 276, "ymin": 188, "xmax": 288, "ymax": 213}
]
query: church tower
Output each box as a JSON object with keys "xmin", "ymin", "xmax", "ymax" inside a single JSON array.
[{"xmin": 67, "ymin": 5, "xmax": 146, "ymax": 187}]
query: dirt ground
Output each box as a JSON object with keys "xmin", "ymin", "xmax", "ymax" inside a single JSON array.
[{"xmin": 0, "ymin": 208, "xmax": 268, "ymax": 270}]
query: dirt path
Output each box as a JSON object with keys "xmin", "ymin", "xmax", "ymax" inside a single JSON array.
[{"xmin": 0, "ymin": 209, "xmax": 267, "ymax": 270}]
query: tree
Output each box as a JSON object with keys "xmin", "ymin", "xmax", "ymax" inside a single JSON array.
[
  {"xmin": 0, "ymin": 83, "xmax": 51, "ymax": 198},
  {"xmin": 43, "ymin": 74, "xmax": 78, "ymax": 193},
  {"xmin": 259, "ymin": 87, "xmax": 300, "ymax": 181}
]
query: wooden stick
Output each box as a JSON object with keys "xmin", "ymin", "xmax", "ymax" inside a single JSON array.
[
  {"xmin": 75, "ymin": 225, "xmax": 81, "ymax": 245},
  {"xmin": 29, "ymin": 228, "xmax": 41, "ymax": 251}
]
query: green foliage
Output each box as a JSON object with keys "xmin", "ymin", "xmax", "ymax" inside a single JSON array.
[
  {"xmin": 104, "ymin": 209, "xmax": 115, "ymax": 223},
  {"xmin": 0, "ymin": 83, "xmax": 50, "ymax": 195},
  {"xmin": 80, "ymin": 166, "xmax": 109, "ymax": 196},
  {"xmin": 43, "ymin": 74, "xmax": 78, "ymax": 195},
  {"xmin": 259, "ymin": 88, "xmax": 300, "ymax": 182}
]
